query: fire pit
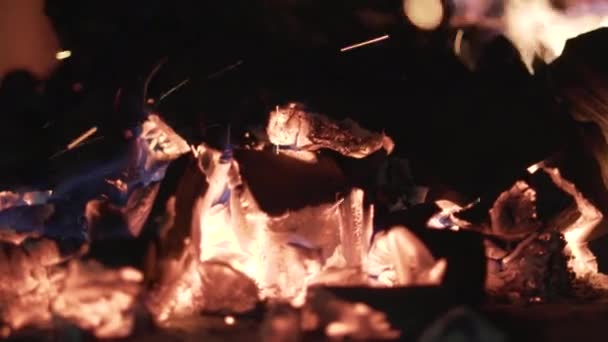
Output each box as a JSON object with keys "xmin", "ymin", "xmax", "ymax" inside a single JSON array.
[{"xmin": 2, "ymin": 0, "xmax": 608, "ymax": 341}]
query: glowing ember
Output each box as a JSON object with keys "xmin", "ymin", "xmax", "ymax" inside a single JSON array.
[
  {"xmin": 302, "ymin": 288, "xmax": 401, "ymax": 340},
  {"xmin": 368, "ymin": 227, "xmax": 447, "ymax": 286},
  {"xmin": 0, "ymin": 240, "xmax": 142, "ymax": 338}
]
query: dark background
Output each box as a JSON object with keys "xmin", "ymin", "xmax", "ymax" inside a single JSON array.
[{"xmin": 0, "ymin": 0, "xmax": 578, "ymax": 197}]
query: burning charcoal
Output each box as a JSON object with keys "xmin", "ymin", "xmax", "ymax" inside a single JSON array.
[
  {"xmin": 485, "ymin": 231, "xmax": 572, "ymax": 301},
  {"xmin": 375, "ymin": 157, "xmax": 428, "ymax": 212},
  {"xmin": 147, "ymin": 253, "xmax": 259, "ymax": 321},
  {"xmin": 527, "ymin": 169, "xmax": 581, "ymax": 233},
  {"xmin": 0, "ymin": 239, "xmax": 142, "ymax": 338},
  {"xmin": 95, "ymin": 114, "xmax": 188, "ymax": 235},
  {"xmin": 368, "ymin": 226, "xmax": 447, "ymax": 287},
  {"xmin": 50, "ymin": 260, "xmax": 144, "ymax": 338},
  {"xmin": 74, "ymin": 114, "xmax": 190, "ymax": 239},
  {"xmin": 418, "ymin": 307, "xmax": 507, "ymax": 342},
  {"xmin": 338, "ymin": 188, "xmax": 373, "ymax": 269},
  {"xmin": 0, "ymin": 205, "xmax": 54, "ymax": 244},
  {"xmin": 0, "ymin": 190, "xmax": 55, "ymax": 244},
  {"xmin": 196, "ymin": 260, "xmax": 260, "ymax": 314},
  {"xmin": 302, "ymin": 287, "xmax": 400, "ymax": 340},
  {"xmin": 0, "ymin": 190, "xmax": 52, "ymax": 211},
  {"xmin": 261, "ymin": 302, "xmax": 302, "ymax": 342},
  {"xmin": 135, "ymin": 114, "xmax": 191, "ymax": 184},
  {"xmin": 153, "ymin": 139, "xmax": 442, "ymax": 314},
  {"xmin": 439, "ymin": 165, "xmax": 601, "ymax": 300},
  {"xmin": 428, "ymin": 200, "xmax": 467, "ymax": 231},
  {"xmin": 86, "ymin": 182, "xmax": 161, "ymax": 239},
  {"xmin": 152, "ymin": 105, "xmax": 449, "ymax": 323},
  {"xmin": 180, "ymin": 144, "xmax": 350, "ymax": 301},
  {"xmin": 488, "ymin": 181, "xmax": 542, "ymax": 241},
  {"xmin": 266, "ymin": 103, "xmax": 394, "ymax": 158}
]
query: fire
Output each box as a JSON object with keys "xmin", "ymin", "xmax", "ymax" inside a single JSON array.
[
  {"xmin": 543, "ymin": 167, "xmax": 603, "ymax": 278},
  {"xmin": 523, "ymin": 165, "xmax": 608, "ymax": 287},
  {"xmin": 5, "ymin": 102, "xmax": 608, "ymax": 339},
  {"xmin": 148, "ymin": 107, "xmax": 446, "ymax": 329},
  {"xmin": 406, "ymin": 0, "xmax": 608, "ymax": 72},
  {"xmin": 502, "ymin": 0, "xmax": 608, "ymax": 71}
]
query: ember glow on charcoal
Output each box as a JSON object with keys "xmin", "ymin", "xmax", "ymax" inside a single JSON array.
[
  {"xmin": 148, "ymin": 107, "xmax": 441, "ymax": 334},
  {"xmin": 438, "ymin": 163, "xmax": 608, "ymax": 300},
  {"xmin": 267, "ymin": 103, "xmax": 394, "ymax": 159},
  {"xmin": 0, "ymin": 239, "xmax": 142, "ymax": 338},
  {"xmin": 301, "ymin": 288, "xmax": 401, "ymax": 340}
]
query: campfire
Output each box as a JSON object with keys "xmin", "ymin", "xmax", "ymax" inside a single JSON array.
[{"xmin": 3, "ymin": 0, "xmax": 608, "ymax": 341}]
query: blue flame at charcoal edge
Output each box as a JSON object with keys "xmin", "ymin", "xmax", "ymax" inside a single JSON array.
[
  {"xmin": 438, "ymin": 215, "xmax": 454, "ymax": 228},
  {"xmin": 212, "ymin": 126, "xmax": 234, "ymax": 206}
]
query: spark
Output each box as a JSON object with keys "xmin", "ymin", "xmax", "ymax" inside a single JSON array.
[
  {"xmin": 67, "ymin": 127, "xmax": 98, "ymax": 150},
  {"xmin": 113, "ymin": 88, "xmax": 123, "ymax": 111},
  {"xmin": 224, "ymin": 315, "xmax": 236, "ymax": 325},
  {"xmin": 340, "ymin": 34, "xmax": 390, "ymax": 52},
  {"xmin": 527, "ymin": 161, "xmax": 544, "ymax": 174},
  {"xmin": 158, "ymin": 78, "xmax": 190, "ymax": 102},
  {"xmin": 454, "ymin": 29, "xmax": 464, "ymax": 56},
  {"xmin": 142, "ymin": 57, "xmax": 169, "ymax": 107},
  {"xmin": 56, "ymin": 50, "xmax": 72, "ymax": 60},
  {"xmin": 207, "ymin": 60, "xmax": 244, "ymax": 80}
]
